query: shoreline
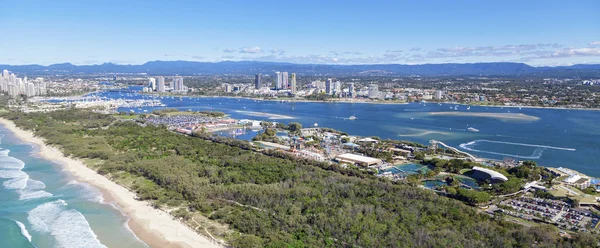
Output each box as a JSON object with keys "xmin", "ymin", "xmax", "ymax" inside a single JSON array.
[{"xmin": 0, "ymin": 118, "xmax": 219, "ymax": 248}]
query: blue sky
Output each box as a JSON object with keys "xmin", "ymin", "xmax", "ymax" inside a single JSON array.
[{"xmin": 1, "ymin": 0, "xmax": 599, "ymax": 66}]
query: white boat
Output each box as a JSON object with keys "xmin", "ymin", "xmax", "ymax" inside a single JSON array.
[
  {"xmin": 467, "ymin": 127, "xmax": 480, "ymax": 133},
  {"xmin": 348, "ymin": 115, "xmax": 357, "ymax": 120},
  {"xmin": 313, "ymin": 123, "xmax": 318, "ymax": 127}
]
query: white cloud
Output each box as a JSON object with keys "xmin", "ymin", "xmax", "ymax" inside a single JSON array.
[
  {"xmin": 239, "ymin": 47, "xmax": 263, "ymax": 54},
  {"xmin": 222, "ymin": 48, "xmax": 235, "ymax": 53},
  {"xmin": 269, "ymin": 49, "xmax": 286, "ymax": 55}
]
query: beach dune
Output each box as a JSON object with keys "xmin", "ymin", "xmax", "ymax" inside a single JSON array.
[{"xmin": 0, "ymin": 118, "xmax": 219, "ymax": 248}]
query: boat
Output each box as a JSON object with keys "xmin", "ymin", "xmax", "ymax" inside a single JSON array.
[
  {"xmin": 313, "ymin": 123, "xmax": 318, "ymax": 127},
  {"xmin": 349, "ymin": 115, "xmax": 357, "ymax": 120},
  {"xmin": 467, "ymin": 127, "xmax": 480, "ymax": 133}
]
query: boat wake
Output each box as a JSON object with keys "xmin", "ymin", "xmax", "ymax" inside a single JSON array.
[{"xmin": 459, "ymin": 139, "xmax": 576, "ymax": 159}]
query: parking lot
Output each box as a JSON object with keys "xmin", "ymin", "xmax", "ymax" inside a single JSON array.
[{"xmin": 499, "ymin": 197, "xmax": 599, "ymax": 231}]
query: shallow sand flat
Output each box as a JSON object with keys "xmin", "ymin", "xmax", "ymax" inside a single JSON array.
[
  {"xmin": 235, "ymin": 110, "xmax": 294, "ymax": 119},
  {"xmin": 0, "ymin": 118, "xmax": 220, "ymax": 248},
  {"xmin": 428, "ymin": 112, "xmax": 540, "ymax": 121}
]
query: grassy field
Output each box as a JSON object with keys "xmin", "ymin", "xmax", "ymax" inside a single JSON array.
[{"xmin": 113, "ymin": 114, "xmax": 140, "ymax": 119}]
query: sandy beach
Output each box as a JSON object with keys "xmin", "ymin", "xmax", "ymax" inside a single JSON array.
[
  {"xmin": 428, "ymin": 112, "xmax": 540, "ymax": 121},
  {"xmin": 0, "ymin": 118, "xmax": 219, "ymax": 248}
]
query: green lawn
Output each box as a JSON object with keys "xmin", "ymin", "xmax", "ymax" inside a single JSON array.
[{"xmin": 114, "ymin": 114, "xmax": 140, "ymax": 119}]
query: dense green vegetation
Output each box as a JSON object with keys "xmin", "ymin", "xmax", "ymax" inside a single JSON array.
[{"xmin": 2, "ymin": 109, "xmax": 598, "ymax": 247}]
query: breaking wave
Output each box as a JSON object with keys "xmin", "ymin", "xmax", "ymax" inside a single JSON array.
[
  {"xmin": 0, "ymin": 148, "xmax": 53, "ymax": 200},
  {"xmin": 15, "ymin": 220, "xmax": 32, "ymax": 243},
  {"xmin": 28, "ymin": 200, "xmax": 107, "ymax": 248}
]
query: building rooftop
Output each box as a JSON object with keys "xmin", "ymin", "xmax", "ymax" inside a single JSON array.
[
  {"xmin": 564, "ymin": 174, "xmax": 582, "ymax": 184},
  {"xmin": 335, "ymin": 153, "xmax": 382, "ymax": 165},
  {"xmin": 472, "ymin": 166, "xmax": 508, "ymax": 182}
]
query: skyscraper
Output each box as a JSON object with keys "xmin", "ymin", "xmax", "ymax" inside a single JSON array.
[
  {"xmin": 173, "ymin": 77, "xmax": 184, "ymax": 92},
  {"xmin": 282, "ymin": 72, "xmax": 289, "ymax": 89},
  {"xmin": 368, "ymin": 84, "xmax": 379, "ymax": 99},
  {"xmin": 290, "ymin": 73, "xmax": 297, "ymax": 94},
  {"xmin": 334, "ymin": 81, "xmax": 342, "ymax": 94},
  {"xmin": 275, "ymin": 72, "xmax": 282, "ymax": 89},
  {"xmin": 255, "ymin": 74, "xmax": 262, "ymax": 89},
  {"xmin": 434, "ymin": 90, "xmax": 443, "ymax": 100},
  {"xmin": 157, "ymin": 76, "xmax": 165, "ymax": 92},
  {"xmin": 148, "ymin": 77, "xmax": 156, "ymax": 91},
  {"xmin": 325, "ymin": 78, "xmax": 333, "ymax": 94},
  {"xmin": 349, "ymin": 83, "xmax": 355, "ymax": 98}
]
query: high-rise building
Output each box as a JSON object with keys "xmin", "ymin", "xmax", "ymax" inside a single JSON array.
[
  {"xmin": 349, "ymin": 83, "xmax": 355, "ymax": 98},
  {"xmin": 157, "ymin": 76, "xmax": 165, "ymax": 92},
  {"xmin": 148, "ymin": 77, "xmax": 156, "ymax": 91},
  {"xmin": 275, "ymin": 72, "xmax": 282, "ymax": 89},
  {"xmin": 290, "ymin": 73, "xmax": 297, "ymax": 94},
  {"xmin": 173, "ymin": 76, "xmax": 184, "ymax": 92},
  {"xmin": 0, "ymin": 69, "xmax": 47, "ymax": 97},
  {"xmin": 368, "ymin": 84, "xmax": 379, "ymax": 99},
  {"xmin": 282, "ymin": 72, "xmax": 289, "ymax": 89},
  {"xmin": 255, "ymin": 74, "xmax": 262, "ymax": 89},
  {"xmin": 434, "ymin": 90, "xmax": 443, "ymax": 100},
  {"xmin": 325, "ymin": 79, "xmax": 333, "ymax": 94},
  {"xmin": 334, "ymin": 81, "xmax": 342, "ymax": 94}
]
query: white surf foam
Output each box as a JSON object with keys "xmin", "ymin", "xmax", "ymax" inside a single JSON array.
[
  {"xmin": 0, "ymin": 148, "xmax": 53, "ymax": 200},
  {"xmin": 28, "ymin": 200, "xmax": 107, "ymax": 248},
  {"xmin": 0, "ymin": 154, "xmax": 25, "ymax": 170},
  {"xmin": 19, "ymin": 190, "xmax": 54, "ymax": 201},
  {"xmin": 59, "ymin": 181, "xmax": 105, "ymax": 203},
  {"xmin": 15, "ymin": 220, "xmax": 32, "ymax": 242},
  {"xmin": 3, "ymin": 175, "xmax": 29, "ymax": 189},
  {"xmin": 0, "ymin": 169, "xmax": 27, "ymax": 179}
]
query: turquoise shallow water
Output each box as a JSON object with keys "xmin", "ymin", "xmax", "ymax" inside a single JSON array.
[{"xmin": 0, "ymin": 126, "xmax": 147, "ymax": 248}]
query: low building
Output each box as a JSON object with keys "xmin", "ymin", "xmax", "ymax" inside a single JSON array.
[
  {"xmin": 256, "ymin": 141, "xmax": 291, "ymax": 151},
  {"xmin": 471, "ymin": 166, "xmax": 508, "ymax": 183},
  {"xmin": 564, "ymin": 175, "xmax": 591, "ymax": 190},
  {"xmin": 390, "ymin": 148, "xmax": 411, "ymax": 157},
  {"xmin": 335, "ymin": 153, "xmax": 382, "ymax": 166}
]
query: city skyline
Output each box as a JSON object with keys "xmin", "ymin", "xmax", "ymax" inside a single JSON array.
[{"xmin": 1, "ymin": 0, "xmax": 599, "ymax": 66}]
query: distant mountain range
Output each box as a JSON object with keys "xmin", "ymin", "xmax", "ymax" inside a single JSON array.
[{"xmin": 1, "ymin": 61, "xmax": 599, "ymax": 77}]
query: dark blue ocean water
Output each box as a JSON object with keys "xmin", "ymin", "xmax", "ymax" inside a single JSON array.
[{"xmin": 99, "ymin": 88, "xmax": 600, "ymax": 178}]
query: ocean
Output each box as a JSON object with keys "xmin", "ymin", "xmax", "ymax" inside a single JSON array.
[
  {"xmin": 100, "ymin": 88, "xmax": 600, "ymax": 178},
  {"xmin": 0, "ymin": 127, "xmax": 147, "ymax": 248}
]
